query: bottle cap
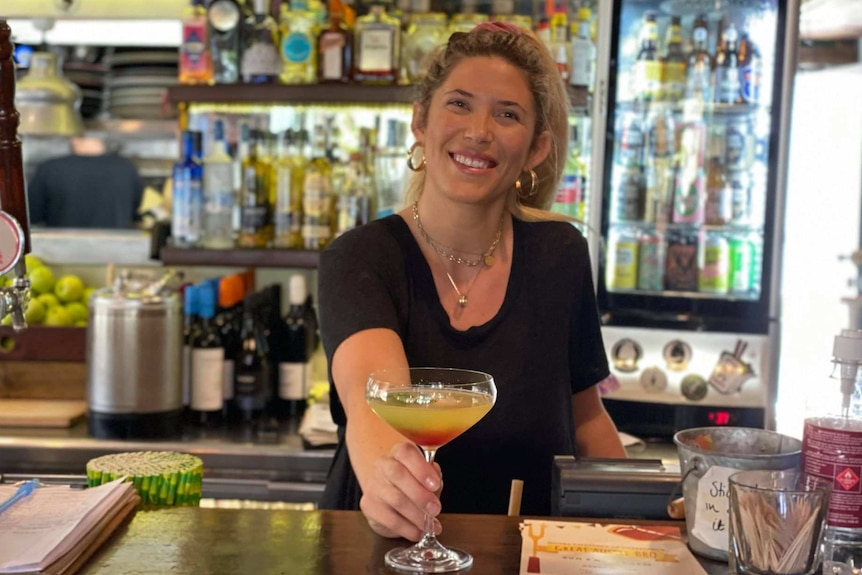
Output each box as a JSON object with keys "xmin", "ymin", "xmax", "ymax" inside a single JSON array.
[
  {"xmin": 198, "ymin": 283, "xmax": 217, "ymax": 319},
  {"xmin": 219, "ymin": 274, "xmax": 245, "ymax": 308},
  {"xmin": 183, "ymin": 284, "xmax": 198, "ymax": 315},
  {"xmin": 834, "ymin": 329, "xmax": 862, "ymax": 362},
  {"xmin": 289, "ymin": 275, "xmax": 307, "ymax": 306}
]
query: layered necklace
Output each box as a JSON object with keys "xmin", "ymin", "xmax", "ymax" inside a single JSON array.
[{"xmin": 412, "ymin": 201, "xmax": 505, "ymax": 308}]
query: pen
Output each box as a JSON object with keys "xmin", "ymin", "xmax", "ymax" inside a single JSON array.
[{"xmin": 0, "ymin": 479, "xmax": 40, "ymax": 516}]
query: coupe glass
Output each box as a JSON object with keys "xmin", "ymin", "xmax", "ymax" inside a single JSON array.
[{"xmin": 366, "ymin": 367, "xmax": 497, "ymax": 573}]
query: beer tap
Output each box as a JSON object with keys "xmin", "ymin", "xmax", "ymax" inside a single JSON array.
[{"xmin": 0, "ymin": 20, "xmax": 32, "ymax": 331}]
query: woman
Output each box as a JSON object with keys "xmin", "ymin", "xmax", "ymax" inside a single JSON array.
[{"xmin": 318, "ymin": 22, "xmax": 625, "ymax": 541}]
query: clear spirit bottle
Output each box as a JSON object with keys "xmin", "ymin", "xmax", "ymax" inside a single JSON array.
[{"xmin": 241, "ymin": 0, "xmax": 280, "ymax": 84}]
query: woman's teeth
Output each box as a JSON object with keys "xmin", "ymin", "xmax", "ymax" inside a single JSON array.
[{"xmin": 452, "ymin": 154, "xmax": 492, "ymax": 169}]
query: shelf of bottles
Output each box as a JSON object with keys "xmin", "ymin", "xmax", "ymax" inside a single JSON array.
[{"xmin": 604, "ymin": 3, "xmax": 775, "ymax": 303}]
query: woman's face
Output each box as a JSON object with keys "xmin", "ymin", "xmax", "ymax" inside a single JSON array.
[{"xmin": 412, "ymin": 55, "xmax": 550, "ymax": 207}]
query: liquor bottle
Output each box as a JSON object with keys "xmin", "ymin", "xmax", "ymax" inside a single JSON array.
[
  {"xmin": 569, "ymin": 8, "xmax": 594, "ymax": 90},
  {"xmin": 704, "ymin": 134, "xmax": 732, "ymax": 226},
  {"xmin": 277, "ymin": 275, "xmax": 311, "ymax": 421},
  {"xmin": 208, "ymin": 0, "xmax": 243, "ymax": 84},
  {"xmin": 634, "ymin": 12, "xmax": 660, "ymax": 103},
  {"xmin": 217, "ymin": 274, "xmax": 245, "ymax": 419},
  {"xmin": 278, "ymin": 0, "xmax": 318, "ymax": 84},
  {"xmin": 802, "ymin": 330, "xmax": 862, "ymax": 574},
  {"xmin": 552, "ymin": 124, "xmax": 586, "ymax": 220},
  {"xmin": 737, "ymin": 32, "xmax": 762, "ymax": 105},
  {"xmin": 352, "ymin": 0, "xmax": 400, "ymax": 85},
  {"xmin": 714, "ymin": 22, "xmax": 741, "ymax": 104},
  {"xmin": 318, "ymin": 9, "xmax": 352, "ymax": 83},
  {"xmin": 273, "ymin": 130, "xmax": 304, "ymax": 248},
  {"xmin": 180, "ymin": 0, "xmax": 213, "ymax": 85},
  {"xmin": 302, "ymin": 124, "xmax": 333, "ymax": 250},
  {"xmin": 190, "ymin": 283, "xmax": 225, "ymax": 426},
  {"xmin": 241, "ymin": 0, "xmax": 280, "ymax": 84},
  {"xmin": 660, "ymin": 16, "xmax": 686, "ymax": 102},
  {"xmin": 201, "ymin": 119, "xmax": 236, "ymax": 249},
  {"xmin": 237, "ymin": 130, "xmax": 273, "ymax": 248},
  {"xmin": 685, "ymin": 15, "xmax": 712, "ymax": 103},
  {"xmin": 549, "ymin": 13, "xmax": 569, "ymax": 83},
  {"xmin": 182, "ymin": 285, "xmax": 200, "ymax": 417},
  {"xmin": 232, "ymin": 293, "xmax": 273, "ymax": 424},
  {"xmin": 643, "ymin": 107, "xmax": 675, "ymax": 225},
  {"xmin": 172, "ymin": 130, "xmax": 204, "ymax": 247}
]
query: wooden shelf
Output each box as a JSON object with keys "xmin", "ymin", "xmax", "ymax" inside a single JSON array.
[
  {"xmin": 167, "ymin": 84, "xmax": 418, "ymax": 105},
  {"xmin": 160, "ymin": 246, "xmax": 321, "ymax": 269},
  {"xmin": 167, "ymin": 83, "xmax": 589, "ymax": 109}
]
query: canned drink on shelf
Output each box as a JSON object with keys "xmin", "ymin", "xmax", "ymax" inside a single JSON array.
[
  {"xmin": 698, "ymin": 232, "xmax": 730, "ymax": 294},
  {"xmin": 637, "ymin": 229, "xmax": 664, "ymax": 291},
  {"xmin": 606, "ymin": 227, "xmax": 639, "ymax": 290},
  {"xmin": 724, "ymin": 115, "xmax": 753, "ymax": 171},
  {"xmin": 664, "ymin": 228, "xmax": 699, "ymax": 291},
  {"xmin": 729, "ymin": 235, "xmax": 755, "ymax": 294}
]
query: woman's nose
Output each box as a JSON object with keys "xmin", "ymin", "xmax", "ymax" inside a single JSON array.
[{"xmin": 465, "ymin": 112, "xmax": 493, "ymax": 143}]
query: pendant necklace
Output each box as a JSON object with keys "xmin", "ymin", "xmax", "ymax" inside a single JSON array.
[{"xmin": 443, "ymin": 264, "xmax": 484, "ymax": 308}]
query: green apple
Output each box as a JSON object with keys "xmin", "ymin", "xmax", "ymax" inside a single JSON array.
[
  {"xmin": 24, "ymin": 299, "xmax": 45, "ymax": 325},
  {"xmin": 1, "ymin": 314, "xmax": 10, "ymax": 326},
  {"xmin": 25, "ymin": 254, "xmax": 45, "ymax": 270},
  {"xmin": 83, "ymin": 286, "xmax": 96, "ymax": 306},
  {"xmin": 44, "ymin": 305, "xmax": 73, "ymax": 327},
  {"xmin": 65, "ymin": 302, "xmax": 88, "ymax": 324},
  {"xmin": 74, "ymin": 320, "xmax": 88, "ymax": 328},
  {"xmin": 54, "ymin": 275, "xmax": 85, "ymax": 303},
  {"xmin": 28, "ymin": 266, "xmax": 55, "ymax": 295},
  {"xmin": 36, "ymin": 293, "xmax": 61, "ymax": 309}
]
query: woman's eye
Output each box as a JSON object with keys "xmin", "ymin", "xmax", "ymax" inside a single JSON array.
[
  {"xmin": 447, "ymin": 99, "xmax": 467, "ymax": 108},
  {"xmin": 499, "ymin": 110, "xmax": 520, "ymax": 121}
]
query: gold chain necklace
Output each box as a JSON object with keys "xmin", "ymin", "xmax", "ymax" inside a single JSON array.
[
  {"xmin": 412, "ymin": 201, "xmax": 504, "ymax": 268},
  {"xmin": 443, "ymin": 264, "xmax": 484, "ymax": 308}
]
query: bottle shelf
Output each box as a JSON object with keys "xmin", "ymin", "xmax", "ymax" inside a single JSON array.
[
  {"xmin": 160, "ymin": 246, "xmax": 321, "ymax": 269},
  {"xmin": 167, "ymin": 84, "xmax": 589, "ymax": 109}
]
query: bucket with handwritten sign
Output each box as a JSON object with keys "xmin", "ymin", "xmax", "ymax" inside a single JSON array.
[{"xmin": 673, "ymin": 427, "xmax": 802, "ymax": 562}]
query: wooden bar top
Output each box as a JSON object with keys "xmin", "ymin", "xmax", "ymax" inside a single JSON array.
[{"xmin": 79, "ymin": 508, "xmax": 728, "ymax": 575}]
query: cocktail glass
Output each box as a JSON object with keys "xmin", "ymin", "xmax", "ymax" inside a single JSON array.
[{"xmin": 366, "ymin": 367, "xmax": 497, "ymax": 573}]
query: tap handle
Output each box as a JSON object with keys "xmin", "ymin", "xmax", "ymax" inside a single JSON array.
[{"xmin": 0, "ymin": 20, "xmax": 32, "ymax": 257}]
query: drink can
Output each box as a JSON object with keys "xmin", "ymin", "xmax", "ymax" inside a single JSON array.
[
  {"xmin": 613, "ymin": 165, "xmax": 645, "ymax": 222},
  {"xmin": 698, "ymin": 233, "xmax": 730, "ymax": 294},
  {"xmin": 637, "ymin": 230, "xmax": 664, "ymax": 291},
  {"xmin": 729, "ymin": 236, "xmax": 755, "ymax": 294},
  {"xmin": 664, "ymin": 228, "xmax": 699, "ymax": 291},
  {"xmin": 606, "ymin": 228, "xmax": 639, "ymax": 290},
  {"xmin": 724, "ymin": 115, "xmax": 752, "ymax": 171}
]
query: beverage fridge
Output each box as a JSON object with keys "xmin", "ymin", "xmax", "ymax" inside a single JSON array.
[{"xmin": 583, "ymin": 0, "xmax": 801, "ymax": 439}]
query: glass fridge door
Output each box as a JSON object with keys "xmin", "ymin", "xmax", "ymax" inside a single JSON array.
[{"xmin": 597, "ymin": 0, "xmax": 785, "ymax": 334}]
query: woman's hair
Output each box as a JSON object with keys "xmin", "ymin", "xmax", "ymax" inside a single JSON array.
[{"xmin": 403, "ymin": 22, "xmax": 572, "ymax": 222}]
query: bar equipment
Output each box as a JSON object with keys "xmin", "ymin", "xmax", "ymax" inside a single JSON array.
[{"xmin": 0, "ymin": 20, "xmax": 32, "ymax": 332}]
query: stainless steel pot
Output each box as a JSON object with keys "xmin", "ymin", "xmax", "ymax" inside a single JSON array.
[{"xmin": 86, "ymin": 277, "xmax": 183, "ymax": 439}]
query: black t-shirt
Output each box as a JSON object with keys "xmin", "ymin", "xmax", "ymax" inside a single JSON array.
[
  {"xmin": 318, "ymin": 215, "xmax": 609, "ymax": 516},
  {"xmin": 27, "ymin": 153, "xmax": 143, "ymax": 229}
]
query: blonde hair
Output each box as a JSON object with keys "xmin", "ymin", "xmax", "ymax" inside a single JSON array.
[{"xmin": 404, "ymin": 24, "xmax": 572, "ymax": 223}]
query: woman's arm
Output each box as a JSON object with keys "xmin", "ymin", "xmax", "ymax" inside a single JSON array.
[
  {"xmin": 572, "ymin": 385, "xmax": 627, "ymax": 458},
  {"xmin": 330, "ymin": 328, "xmax": 443, "ymax": 541}
]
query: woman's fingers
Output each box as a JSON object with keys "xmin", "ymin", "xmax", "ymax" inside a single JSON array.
[{"xmin": 359, "ymin": 442, "xmax": 444, "ymax": 541}]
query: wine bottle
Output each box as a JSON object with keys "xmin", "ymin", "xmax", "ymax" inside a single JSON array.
[
  {"xmin": 217, "ymin": 274, "xmax": 245, "ymax": 421},
  {"xmin": 277, "ymin": 275, "xmax": 311, "ymax": 421},
  {"xmin": 190, "ymin": 282, "xmax": 225, "ymax": 426},
  {"xmin": 232, "ymin": 293, "xmax": 273, "ymax": 424}
]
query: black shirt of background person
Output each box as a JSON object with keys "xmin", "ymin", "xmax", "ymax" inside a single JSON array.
[{"xmin": 27, "ymin": 153, "xmax": 143, "ymax": 229}]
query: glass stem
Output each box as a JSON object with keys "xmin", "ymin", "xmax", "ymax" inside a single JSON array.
[{"xmin": 421, "ymin": 448, "xmax": 438, "ymax": 543}]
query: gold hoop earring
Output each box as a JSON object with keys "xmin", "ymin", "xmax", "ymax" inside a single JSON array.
[
  {"xmin": 406, "ymin": 143, "xmax": 426, "ymax": 172},
  {"xmin": 515, "ymin": 169, "xmax": 538, "ymax": 199}
]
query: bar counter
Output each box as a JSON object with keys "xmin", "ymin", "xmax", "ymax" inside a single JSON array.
[{"xmin": 79, "ymin": 508, "xmax": 728, "ymax": 575}]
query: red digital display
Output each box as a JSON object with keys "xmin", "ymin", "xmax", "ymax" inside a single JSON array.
[{"xmin": 708, "ymin": 410, "xmax": 732, "ymax": 426}]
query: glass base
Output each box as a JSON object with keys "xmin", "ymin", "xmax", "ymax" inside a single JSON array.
[
  {"xmin": 384, "ymin": 541, "xmax": 473, "ymax": 573},
  {"xmin": 823, "ymin": 526, "xmax": 862, "ymax": 575}
]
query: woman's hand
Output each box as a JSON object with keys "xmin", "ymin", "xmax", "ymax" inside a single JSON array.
[{"xmin": 359, "ymin": 442, "xmax": 444, "ymax": 541}]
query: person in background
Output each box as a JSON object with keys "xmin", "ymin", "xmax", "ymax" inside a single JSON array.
[
  {"xmin": 27, "ymin": 136, "xmax": 143, "ymax": 228},
  {"xmin": 317, "ymin": 22, "xmax": 625, "ymax": 541}
]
